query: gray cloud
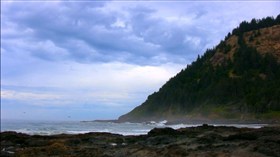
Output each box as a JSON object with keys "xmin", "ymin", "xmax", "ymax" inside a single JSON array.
[
  {"xmin": 4, "ymin": 2, "xmax": 279, "ymax": 66},
  {"xmin": 1, "ymin": 2, "xmax": 220, "ymax": 65}
]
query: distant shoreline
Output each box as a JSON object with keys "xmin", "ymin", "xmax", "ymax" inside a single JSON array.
[{"xmin": 86, "ymin": 118, "xmax": 280, "ymax": 125}]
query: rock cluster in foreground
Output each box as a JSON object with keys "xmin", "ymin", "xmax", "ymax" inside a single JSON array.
[{"xmin": 1, "ymin": 125, "xmax": 280, "ymax": 157}]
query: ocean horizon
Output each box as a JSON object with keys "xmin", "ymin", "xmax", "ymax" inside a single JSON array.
[{"xmin": 1, "ymin": 119, "xmax": 267, "ymax": 136}]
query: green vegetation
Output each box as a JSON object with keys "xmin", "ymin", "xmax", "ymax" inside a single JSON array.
[
  {"xmin": 119, "ymin": 15, "xmax": 280, "ymax": 121},
  {"xmin": 229, "ymin": 15, "xmax": 280, "ymax": 38},
  {"xmin": 260, "ymin": 111, "xmax": 280, "ymax": 119}
]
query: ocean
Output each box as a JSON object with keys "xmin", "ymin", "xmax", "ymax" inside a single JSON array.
[{"xmin": 0, "ymin": 119, "xmax": 267, "ymax": 136}]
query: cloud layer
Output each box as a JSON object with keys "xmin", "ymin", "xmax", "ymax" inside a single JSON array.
[{"xmin": 1, "ymin": 1, "xmax": 280, "ymax": 120}]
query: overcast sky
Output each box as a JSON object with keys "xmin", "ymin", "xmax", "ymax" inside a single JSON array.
[{"xmin": 1, "ymin": 0, "xmax": 280, "ymax": 121}]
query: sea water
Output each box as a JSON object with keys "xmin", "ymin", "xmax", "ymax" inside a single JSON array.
[{"xmin": 0, "ymin": 119, "xmax": 267, "ymax": 136}]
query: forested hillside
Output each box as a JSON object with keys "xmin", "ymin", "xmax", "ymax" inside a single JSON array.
[{"xmin": 119, "ymin": 15, "xmax": 280, "ymax": 122}]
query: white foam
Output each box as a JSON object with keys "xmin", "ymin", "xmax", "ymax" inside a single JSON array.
[
  {"xmin": 212, "ymin": 124, "xmax": 267, "ymax": 129},
  {"xmin": 109, "ymin": 143, "xmax": 117, "ymax": 146},
  {"xmin": 153, "ymin": 120, "xmax": 168, "ymax": 127},
  {"xmin": 66, "ymin": 131, "xmax": 92, "ymax": 134},
  {"xmin": 159, "ymin": 120, "xmax": 168, "ymax": 124}
]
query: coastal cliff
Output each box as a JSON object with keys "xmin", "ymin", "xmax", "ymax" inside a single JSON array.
[{"xmin": 119, "ymin": 15, "xmax": 280, "ymax": 123}]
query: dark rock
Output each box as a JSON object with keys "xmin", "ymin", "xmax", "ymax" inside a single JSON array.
[
  {"xmin": 255, "ymin": 142, "xmax": 280, "ymax": 157},
  {"xmin": 148, "ymin": 127, "xmax": 179, "ymax": 136},
  {"xmin": 162, "ymin": 144, "xmax": 188, "ymax": 157},
  {"xmin": 226, "ymin": 132, "xmax": 258, "ymax": 141},
  {"xmin": 146, "ymin": 136, "xmax": 176, "ymax": 145},
  {"xmin": 197, "ymin": 133, "xmax": 223, "ymax": 144},
  {"xmin": 1, "ymin": 126, "xmax": 280, "ymax": 157}
]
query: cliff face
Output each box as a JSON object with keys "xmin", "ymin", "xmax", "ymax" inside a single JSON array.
[
  {"xmin": 119, "ymin": 15, "xmax": 280, "ymax": 122},
  {"xmin": 210, "ymin": 25, "xmax": 280, "ymax": 67}
]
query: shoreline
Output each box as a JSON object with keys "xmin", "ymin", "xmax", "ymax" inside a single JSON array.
[
  {"xmin": 89, "ymin": 118, "xmax": 279, "ymax": 125},
  {"xmin": 1, "ymin": 124, "xmax": 280, "ymax": 157}
]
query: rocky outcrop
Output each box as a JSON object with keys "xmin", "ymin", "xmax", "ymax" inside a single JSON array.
[{"xmin": 1, "ymin": 125, "xmax": 280, "ymax": 157}]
